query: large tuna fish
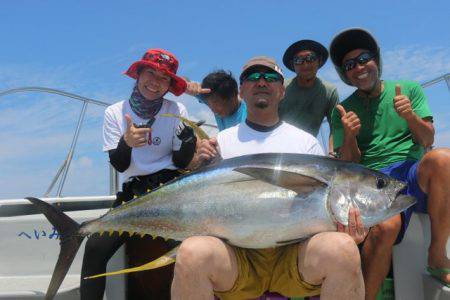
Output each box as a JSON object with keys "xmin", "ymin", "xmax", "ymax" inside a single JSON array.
[{"xmin": 27, "ymin": 153, "xmax": 416, "ymax": 299}]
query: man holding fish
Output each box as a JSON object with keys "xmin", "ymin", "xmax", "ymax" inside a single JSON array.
[
  {"xmin": 24, "ymin": 43, "xmax": 421, "ymax": 300},
  {"xmin": 172, "ymin": 56, "xmax": 368, "ymax": 300}
]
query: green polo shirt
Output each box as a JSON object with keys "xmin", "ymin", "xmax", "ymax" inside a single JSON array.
[
  {"xmin": 332, "ymin": 80, "xmax": 433, "ymax": 170},
  {"xmin": 279, "ymin": 77, "xmax": 339, "ymax": 137}
]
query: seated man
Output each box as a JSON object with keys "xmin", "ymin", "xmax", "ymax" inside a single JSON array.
[
  {"xmin": 329, "ymin": 28, "xmax": 450, "ymax": 298},
  {"xmin": 171, "ymin": 56, "xmax": 367, "ymax": 300},
  {"xmin": 185, "ymin": 70, "xmax": 247, "ymax": 130}
]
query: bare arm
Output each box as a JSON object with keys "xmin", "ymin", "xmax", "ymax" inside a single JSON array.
[
  {"xmin": 406, "ymin": 115, "xmax": 434, "ymax": 148},
  {"xmin": 328, "ymin": 133, "xmax": 334, "ymax": 156},
  {"xmin": 327, "ymin": 88, "xmax": 339, "ymax": 156},
  {"xmin": 339, "ymin": 135, "xmax": 361, "ymax": 163}
]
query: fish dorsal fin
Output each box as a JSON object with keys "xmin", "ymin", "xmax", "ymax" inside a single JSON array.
[
  {"xmin": 160, "ymin": 113, "xmax": 210, "ymax": 140},
  {"xmin": 234, "ymin": 166, "xmax": 327, "ymax": 195},
  {"xmin": 84, "ymin": 245, "xmax": 179, "ymax": 279}
]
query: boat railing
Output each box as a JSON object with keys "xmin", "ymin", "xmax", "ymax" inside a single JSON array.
[
  {"xmin": 0, "ymin": 87, "xmax": 118, "ymax": 198},
  {"xmin": 0, "ymin": 87, "xmax": 216, "ymax": 216}
]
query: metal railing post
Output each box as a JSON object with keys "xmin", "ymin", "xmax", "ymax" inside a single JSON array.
[
  {"xmin": 445, "ymin": 74, "xmax": 450, "ymax": 92},
  {"xmin": 110, "ymin": 165, "xmax": 119, "ymax": 195},
  {"xmin": 421, "ymin": 73, "xmax": 450, "ymax": 88},
  {"xmin": 56, "ymin": 101, "xmax": 88, "ymax": 197}
]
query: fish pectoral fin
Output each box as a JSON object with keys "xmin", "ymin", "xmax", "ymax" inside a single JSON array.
[
  {"xmin": 234, "ymin": 167, "xmax": 327, "ymax": 194},
  {"xmin": 84, "ymin": 246, "xmax": 179, "ymax": 280},
  {"xmin": 223, "ymin": 177, "xmax": 257, "ymax": 185}
]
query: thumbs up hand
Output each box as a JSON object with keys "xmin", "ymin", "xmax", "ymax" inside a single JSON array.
[
  {"xmin": 336, "ymin": 104, "xmax": 361, "ymax": 138},
  {"xmin": 393, "ymin": 84, "xmax": 414, "ymax": 120},
  {"xmin": 124, "ymin": 114, "xmax": 151, "ymax": 148}
]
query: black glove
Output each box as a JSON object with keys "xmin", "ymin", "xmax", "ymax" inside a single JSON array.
[{"xmin": 176, "ymin": 122, "xmax": 197, "ymax": 144}]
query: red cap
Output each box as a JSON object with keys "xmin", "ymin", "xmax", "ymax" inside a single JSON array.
[{"xmin": 125, "ymin": 49, "xmax": 187, "ymax": 96}]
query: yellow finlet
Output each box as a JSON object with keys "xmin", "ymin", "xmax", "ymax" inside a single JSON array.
[
  {"xmin": 160, "ymin": 114, "xmax": 210, "ymax": 140},
  {"xmin": 84, "ymin": 246, "xmax": 179, "ymax": 279},
  {"xmin": 108, "ymin": 230, "xmax": 114, "ymax": 236},
  {"xmin": 118, "ymin": 230, "xmax": 123, "ymax": 236}
]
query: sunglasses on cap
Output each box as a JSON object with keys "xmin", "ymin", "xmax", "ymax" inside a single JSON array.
[
  {"xmin": 145, "ymin": 52, "xmax": 176, "ymax": 71},
  {"xmin": 243, "ymin": 72, "xmax": 282, "ymax": 83},
  {"xmin": 293, "ymin": 53, "xmax": 318, "ymax": 65},
  {"xmin": 342, "ymin": 52, "xmax": 375, "ymax": 72}
]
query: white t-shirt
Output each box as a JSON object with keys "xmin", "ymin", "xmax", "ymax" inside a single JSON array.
[
  {"xmin": 103, "ymin": 99, "xmax": 187, "ymax": 180},
  {"xmin": 217, "ymin": 121, "xmax": 324, "ymax": 159}
]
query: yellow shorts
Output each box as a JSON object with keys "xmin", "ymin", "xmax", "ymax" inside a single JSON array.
[{"xmin": 214, "ymin": 244, "xmax": 321, "ymax": 299}]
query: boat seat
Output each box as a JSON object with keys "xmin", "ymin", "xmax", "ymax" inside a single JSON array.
[
  {"xmin": 422, "ymin": 273, "xmax": 450, "ymax": 300},
  {"xmin": 393, "ymin": 213, "xmax": 450, "ymax": 300}
]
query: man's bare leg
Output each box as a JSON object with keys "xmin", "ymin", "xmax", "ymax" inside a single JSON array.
[
  {"xmin": 360, "ymin": 215, "xmax": 401, "ymax": 300},
  {"xmin": 418, "ymin": 148, "xmax": 450, "ymax": 284},
  {"xmin": 171, "ymin": 236, "xmax": 238, "ymax": 300},
  {"xmin": 298, "ymin": 232, "xmax": 364, "ymax": 300}
]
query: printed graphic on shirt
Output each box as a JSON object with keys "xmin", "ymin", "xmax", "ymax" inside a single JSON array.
[{"xmin": 153, "ymin": 137, "xmax": 161, "ymax": 145}]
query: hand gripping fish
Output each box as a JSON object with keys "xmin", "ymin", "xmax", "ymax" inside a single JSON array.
[{"xmin": 26, "ymin": 153, "xmax": 416, "ymax": 299}]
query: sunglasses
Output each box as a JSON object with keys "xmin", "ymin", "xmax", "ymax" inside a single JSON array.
[
  {"xmin": 244, "ymin": 72, "xmax": 282, "ymax": 83},
  {"xmin": 145, "ymin": 53, "xmax": 176, "ymax": 71},
  {"xmin": 342, "ymin": 52, "xmax": 375, "ymax": 72},
  {"xmin": 293, "ymin": 53, "xmax": 318, "ymax": 65}
]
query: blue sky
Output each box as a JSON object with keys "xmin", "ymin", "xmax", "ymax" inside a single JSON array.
[{"xmin": 0, "ymin": 1, "xmax": 449, "ymax": 199}]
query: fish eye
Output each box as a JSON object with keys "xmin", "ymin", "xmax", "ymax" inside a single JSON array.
[{"xmin": 376, "ymin": 177, "xmax": 387, "ymax": 189}]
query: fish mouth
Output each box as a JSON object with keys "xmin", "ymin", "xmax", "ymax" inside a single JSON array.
[
  {"xmin": 390, "ymin": 194, "xmax": 417, "ymax": 214},
  {"xmin": 387, "ymin": 180, "xmax": 417, "ymax": 216},
  {"xmin": 391, "ymin": 180, "xmax": 408, "ymax": 202},
  {"xmin": 395, "ymin": 186, "xmax": 407, "ymax": 199}
]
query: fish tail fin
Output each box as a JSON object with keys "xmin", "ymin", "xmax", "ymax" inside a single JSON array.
[
  {"xmin": 85, "ymin": 245, "xmax": 179, "ymax": 279},
  {"xmin": 26, "ymin": 197, "xmax": 86, "ymax": 300}
]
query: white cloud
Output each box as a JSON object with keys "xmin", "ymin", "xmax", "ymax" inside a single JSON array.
[
  {"xmin": 383, "ymin": 46, "xmax": 450, "ymax": 82},
  {"xmin": 74, "ymin": 156, "xmax": 94, "ymax": 168}
]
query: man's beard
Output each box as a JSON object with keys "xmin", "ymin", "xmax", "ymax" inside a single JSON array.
[{"xmin": 254, "ymin": 99, "xmax": 269, "ymax": 109}]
